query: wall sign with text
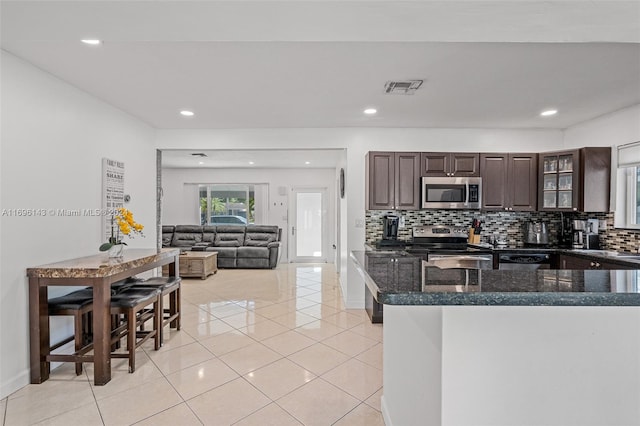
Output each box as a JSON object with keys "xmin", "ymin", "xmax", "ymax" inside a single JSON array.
[{"xmin": 102, "ymin": 158, "xmax": 125, "ymax": 242}]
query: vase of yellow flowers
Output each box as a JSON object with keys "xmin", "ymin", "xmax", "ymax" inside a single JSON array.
[{"xmin": 99, "ymin": 208, "xmax": 144, "ymax": 257}]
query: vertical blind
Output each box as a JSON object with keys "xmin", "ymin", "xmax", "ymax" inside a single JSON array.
[{"xmin": 618, "ymin": 141, "xmax": 640, "ymax": 168}]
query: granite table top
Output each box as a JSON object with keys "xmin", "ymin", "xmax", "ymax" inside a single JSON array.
[
  {"xmin": 352, "ymin": 250, "xmax": 640, "ymax": 307},
  {"xmin": 27, "ymin": 248, "xmax": 180, "ymax": 278}
]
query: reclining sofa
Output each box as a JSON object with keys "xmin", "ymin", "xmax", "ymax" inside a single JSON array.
[{"xmin": 162, "ymin": 225, "xmax": 281, "ymax": 269}]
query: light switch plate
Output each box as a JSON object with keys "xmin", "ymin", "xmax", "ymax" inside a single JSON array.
[{"xmin": 399, "ymin": 216, "xmax": 406, "ymax": 229}]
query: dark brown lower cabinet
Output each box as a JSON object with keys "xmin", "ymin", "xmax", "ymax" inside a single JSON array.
[
  {"xmin": 365, "ymin": 285, "xmax": 383, "ymax": 324},
  {"xmin": 559, "ymin": 255, "xmax": 634, "ymax": 270},
  {"xmin": 364, "ymin": 255, "xmax": 421, "ymax": 323}
]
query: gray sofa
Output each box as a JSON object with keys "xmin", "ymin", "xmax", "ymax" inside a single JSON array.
[{"xmin": 162, "ymin": 225, "xmax": 281, "ymax": 269}]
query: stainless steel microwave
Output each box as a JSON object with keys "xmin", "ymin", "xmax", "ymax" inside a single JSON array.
[{"xmin": 421, "ymin": 177, "xmax": 482, "ymax": 209}]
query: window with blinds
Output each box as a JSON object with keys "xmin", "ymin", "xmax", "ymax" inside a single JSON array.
[{"xmin": 616, "ymin": 142, "xmax": 640, "ymax": 229}]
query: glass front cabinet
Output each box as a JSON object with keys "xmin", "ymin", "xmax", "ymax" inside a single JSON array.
[{"xmin": 539, "ymin": 150, "xmax": 580, "ymax": 211}]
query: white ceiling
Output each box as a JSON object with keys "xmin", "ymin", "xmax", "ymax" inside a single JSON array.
[
  {"xmin": 162, "ymin": 148, "xmax": 345, "ymax": 169},
  {"xmin": 2, "ymin": 1, "xmax": 639, "ymax": 132}
]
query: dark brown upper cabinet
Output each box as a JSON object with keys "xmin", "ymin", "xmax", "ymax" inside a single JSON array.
[
  {"xmin": 420, "ymin": 152, "xmax": 479, "ymax": 177},
  {"xmin": 480, "ymin": 153, "xmax": 537, "ymax": 211},
  {"xmin": 366, "ymin": 151, "xmax": 421, "ymax": 210},
  {"xmin": 538, "ymin": 147, "xmax": 611, "ymax": 212}
]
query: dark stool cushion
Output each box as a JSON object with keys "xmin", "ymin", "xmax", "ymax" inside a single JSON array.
[
  {"xmin": 111, "ymin": 277, "xmax": 145, "ymax": 294},
  {"xmin": 110, "ymin": 288, "xmax": 160, "ymax": 309},
  {"xmin": 48, "ymin": 289, "xmax": 94, "ymax": 311},
  {"xmin": 134, "ymin": 276, "xmax": 181, "ymax": 291}
]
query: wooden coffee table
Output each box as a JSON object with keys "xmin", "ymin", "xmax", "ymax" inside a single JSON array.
[{"xmin": 178, "ymin": 251, "xmax": 218, "ymax": 279}]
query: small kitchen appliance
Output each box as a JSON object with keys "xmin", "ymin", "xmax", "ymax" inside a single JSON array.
[
  {"xmin": 524, "ymin": 221, "xmax": 549, "ymax": 246},
  {"xmin": 377, "ymin": 215, "xmax": 401, "ymax": 247},
  {"xmin": 585, "ymin": 219, "xmax": 600, "ymax": 250},
  {"xmin": 571, "ymin": 220, "xmax": 587, "ymax": 249}
]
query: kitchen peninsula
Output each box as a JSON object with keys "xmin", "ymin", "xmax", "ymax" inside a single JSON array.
[{"xmin": 352, "ymin": 250, "xmax": 640, "ymax": 426}]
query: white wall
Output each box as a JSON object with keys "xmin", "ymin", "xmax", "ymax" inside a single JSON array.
[
  {"xmin": 161, "ymin": 167, "xmax": 337, "ymax": 261},
  {"xmin": 156, "ymin": 128, "xmax": 563, "ymax": 308},
  {"xmin": 0, "ymin": 51, "xmax": 157, "ymax": 399},
  {"xmin": 563, "ymin": 104, "xmax": 640, "ymax": 149}
]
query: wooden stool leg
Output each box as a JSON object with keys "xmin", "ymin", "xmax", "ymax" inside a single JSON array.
[
  {"xmin": 157, "ymin": 293, "xmax": 164, "ymax": 346},
  {"xmin": 154, "ymin": 299, "xmax": 161, "ymax": 351},
  {"xmin": 170, "ymin": 286, "xmax": 181, "ymax": 330},
  {"xmin": 127, "ymin": 309, "xmax": 136, "ymax": 373},
  {"xmin": 74, "ymin": 313, "xmax": 84, "ymax": 375}
]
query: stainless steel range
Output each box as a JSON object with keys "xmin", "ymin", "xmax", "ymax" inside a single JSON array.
[
  {"xmin": 411, "ymin": 225, "xmax": 492, "ymax": 255},
  {"xmin": 411, "ymin": 225, "xmax": 493, "ymax": 289}
]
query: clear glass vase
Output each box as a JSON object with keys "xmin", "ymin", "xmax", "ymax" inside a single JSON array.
[{"xmin": 108, "ymin": 244, "xmax": 124, "ymax": 258}]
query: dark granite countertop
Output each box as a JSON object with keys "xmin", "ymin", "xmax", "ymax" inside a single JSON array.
[
  {"xmin": 366, "ymin": 242, "xmax": 640, "ymax": 267},
  {"xmin": 352, "ymin": 250, "xmax": 640, "ymax": 307}
]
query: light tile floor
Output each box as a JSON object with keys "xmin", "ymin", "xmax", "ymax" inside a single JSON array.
[{"xmin": 2, "ymin": 264, "xmax": 384, "ymax": 425}]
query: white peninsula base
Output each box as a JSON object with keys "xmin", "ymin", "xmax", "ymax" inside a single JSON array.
[{"xmin": 382, "ymin": 305, "xmax": 640, "ymax": 426}]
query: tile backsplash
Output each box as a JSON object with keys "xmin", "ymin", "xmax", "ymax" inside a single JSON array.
[{"xmin": 366, "ymin": 210, "xmax": 640, "ymax": 252}]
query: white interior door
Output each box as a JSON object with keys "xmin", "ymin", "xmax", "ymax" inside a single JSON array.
[{"xmin": 290, "ymin": 187, "xmax": 327, "ymax": 263}]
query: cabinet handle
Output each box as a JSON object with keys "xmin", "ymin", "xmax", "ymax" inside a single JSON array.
[
  {"xmin": 595, "ymin": 262, "xmax": 601, "ymax": 268},
  {"xmin": 590, "ymin": 262, "xmax": 595, "ymax": 267},
  {"xmin": 504, "ymin": 208, "xmax": 509, "ymax": 211},
  {"xmin": 573, "ymin": 208, "xmax": 577, "ymax": 211}
]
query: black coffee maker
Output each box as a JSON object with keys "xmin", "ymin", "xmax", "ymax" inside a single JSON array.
[{"xmin": 378, "ymin": 215, "xmax": 401, "ymax": 247}]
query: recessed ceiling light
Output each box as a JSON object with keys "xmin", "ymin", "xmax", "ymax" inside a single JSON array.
[
  {"xmin": 540, "ymin": 109, "xmax": 558, "ymax": 117},
  {"xmin": 364, "ymin": 108, "xmax": 377, "ymax": 115},
  {"xmin": 305, "ymin": 161, "xmax": 311, "ymax": 165},
  {"xmin": 81, "ymin": 39, "xmax": 101, "ymax": 45},
  {"xmin": 198, "ymin": 161, "xmax": 204, "ymax": 165},
  {"xmin": 180, "ymin": 110, "xmax": 195, "ymax": 117},
  {"xmin": 248, "ymin": 161, "xmax": 255, "ymax": 165}
]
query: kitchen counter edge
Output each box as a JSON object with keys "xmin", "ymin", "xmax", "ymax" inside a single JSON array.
[{"xmin": 351, "ymin": 250, "xmax": 640, "ymax": 307}]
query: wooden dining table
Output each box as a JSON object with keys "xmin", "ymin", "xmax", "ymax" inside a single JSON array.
[{"xmin": 27, "ymin": 248, "xmax": 180, "ymax": 385}]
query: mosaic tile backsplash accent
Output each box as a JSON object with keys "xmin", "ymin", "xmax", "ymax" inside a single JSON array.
[{"xmin": 366, "ymin": 210, "xmax": 640, "ymax": 252}]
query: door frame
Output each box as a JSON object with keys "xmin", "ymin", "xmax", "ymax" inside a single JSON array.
[{"xmin": 289, "ymin": 186, "xmax": 328, "ymax": 263}]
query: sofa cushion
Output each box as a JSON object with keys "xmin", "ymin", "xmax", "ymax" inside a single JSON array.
[
  {"xmin": 244, "ymin": 233, "xmax": 275, "ymax": 247},
  {"xmin": 202, "ymin": 226, "xmax": 216, "ymax": 244},
  {"xmin": 237, "ymin": 246, "xmax": 269, "ymax": 258},
  {"xmin": 162, "ymin": 225, "xmax": 175, "ymax": 248},
  {"xmin": 171, "ymin": 225, "xmax": 203, "ymax": 247},
  {"xmin": 208, "ymin": 247, "xmax": 238, "ymax": 258},
  {"xmin": 214, "ymin": 226, "xmax": 245, "ymax": 247}
]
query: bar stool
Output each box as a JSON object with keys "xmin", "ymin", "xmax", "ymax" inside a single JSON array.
[
  {"xmin": 48, "ymin": 288, "xmax": 95, "ymax": 375},
  {"xmin": 110, "ymin": 287, "xmax": 161, "ymax": 373},
  {"xmin": 131, "ymin": 276, "xmax": 181, "ymax": 346},
  {"xmin": 46, "ymin": 279, "xmax": 162, "ymax": 376}
]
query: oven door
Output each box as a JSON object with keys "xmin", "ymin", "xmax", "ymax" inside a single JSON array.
[
  {"xmin": 421, "ymin": 254, "xmax": 492, "ymax": 291},
  {"xmin": 421, "ymin": 177, "xmax": 481, "ymax": 209}
]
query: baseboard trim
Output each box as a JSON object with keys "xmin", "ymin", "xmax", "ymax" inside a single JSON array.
[
  {"xmin": 1, "ymin": 369, "xmax": 29, "ymax": 400},
  {"xmin": 381, "ymin": 395, "xmax": 393, "ymax": 426}
]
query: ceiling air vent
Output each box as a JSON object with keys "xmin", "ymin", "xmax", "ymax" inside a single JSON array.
[
  {"xmin": 190, "ymin": 153, "xmax": 208, "ymax": 157},
  {"xmin": 384, "ymin": 80, "xmax": 424, "ymax": 95}
]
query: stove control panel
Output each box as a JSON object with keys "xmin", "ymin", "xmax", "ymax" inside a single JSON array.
[{"xmin": 413, "ymin": 225, "xmax": 469, "ymax": 239}]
